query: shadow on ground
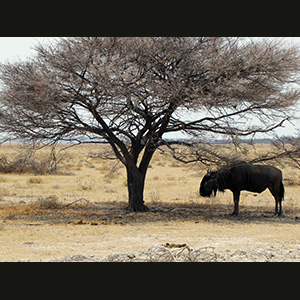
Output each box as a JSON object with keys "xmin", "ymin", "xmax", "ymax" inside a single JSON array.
[{"xmin": 2, "ymin": 199, "xmax": 300, "ymax": 226}]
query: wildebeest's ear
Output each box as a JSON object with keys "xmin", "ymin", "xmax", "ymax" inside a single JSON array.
[
  {"xmin": 210, "ymin": 171, "xmax": 217, "ymax": 179},
  {"xmin": 207, "ymin": 168, "xmax": 212, "ymax": 175}
]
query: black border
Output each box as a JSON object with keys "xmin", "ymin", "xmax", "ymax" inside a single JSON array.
[{"xmin": 2, "ymin": 3, "xmax": 300, "ymax": 37}]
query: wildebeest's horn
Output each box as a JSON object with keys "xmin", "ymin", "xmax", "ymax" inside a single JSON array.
[{"xmin": 207, "ymin": 168, "xmax": 212, "ymax": 174}]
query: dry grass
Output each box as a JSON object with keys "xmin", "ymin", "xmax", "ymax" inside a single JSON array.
[
  {"xmin": 0, "ymin": 142, "xmax": 298, "ymax": 205},
  {"xmin": 0, "ymin": 142, "xmax": 201, "ymax": 205},
  {"xmin": 28, "ymin": 177, "xmax": 43, "ymax": 184},
  {"xmin": 0, "ymin": 141, "xmax": 299, "ymax": 221}
]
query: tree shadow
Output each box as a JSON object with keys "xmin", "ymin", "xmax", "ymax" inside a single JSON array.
[
  {"xmin": 146, "ymin": 202, "xmax": 300, "ymax": 225},
  {"xmin": 3, "ymin": 200, "xmax": 300, "ymax": 226}
]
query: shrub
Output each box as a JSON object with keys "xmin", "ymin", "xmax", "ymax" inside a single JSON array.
[
  {"xmin": 32, "ymin": 196, "xmax": 61, "ymax": 209},
  {"xmin": 0, "ymin": 148, "xmax": 64, "ymax": 175}
]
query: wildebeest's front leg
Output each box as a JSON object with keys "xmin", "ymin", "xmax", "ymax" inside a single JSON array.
[{"xmin": 231, "ymin": 190, "xmax": 240, "ymax": 216}]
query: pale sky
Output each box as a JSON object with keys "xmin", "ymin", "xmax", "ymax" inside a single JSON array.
[
  {"xmin": 1, "ymin": 37, "xmax": 300, "ymax": 63},
  {"xmin": 0, "ymin": 37, "xmax": 300, "ymax": 138},
  {"xmin": 0, "ymin": 37, "xmax": 58, "ymax": 62}
]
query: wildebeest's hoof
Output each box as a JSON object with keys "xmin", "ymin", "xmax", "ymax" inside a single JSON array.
[{"xmin": 230, "ymin": 212, "xmax": 238, "ymax": 216}]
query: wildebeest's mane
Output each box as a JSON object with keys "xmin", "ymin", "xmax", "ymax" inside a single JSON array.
[
  {"xmin": 221, "ymin": 160, "xmax": 250, "ymax": 169},
  {"xmin": 214, "ymin": 161, "xmax": 253, "ymax": 192},
  {"xmin": 215, "ymin": 160, "xmax": 252, "ymax": 172}
]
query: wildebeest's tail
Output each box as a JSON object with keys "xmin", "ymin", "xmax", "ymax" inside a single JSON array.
[{"xmin": 280, "ymin": 180, "xmax": 285, "ymax": 200}]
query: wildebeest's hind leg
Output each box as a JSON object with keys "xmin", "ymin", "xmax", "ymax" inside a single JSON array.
[
  {"xmin": 231, "ymin": 190, "xmax": 240, "ymax": 216},
  {"xmin": 268, "ymin": 184, "xmax": 282, "ymax": 216}
]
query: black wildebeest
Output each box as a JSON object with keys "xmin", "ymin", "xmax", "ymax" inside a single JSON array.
[{"xmin": 199, "ymin": 161, "xmax": 285, "ymax": 216}]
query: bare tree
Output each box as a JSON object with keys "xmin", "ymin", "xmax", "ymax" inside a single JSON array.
[{"xmin": 1, "ymin": 37, "xmax": 300, "ymax": 211}]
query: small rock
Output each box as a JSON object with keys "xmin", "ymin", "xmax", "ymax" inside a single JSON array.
[{"xmin": 75, "ymin": 219, "xmax": 86, "ymax": 225}]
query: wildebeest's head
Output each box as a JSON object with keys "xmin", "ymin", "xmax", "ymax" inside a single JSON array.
[{"xmin": 200, "ymin": 170, "xmax": 218, "ymax": 197}]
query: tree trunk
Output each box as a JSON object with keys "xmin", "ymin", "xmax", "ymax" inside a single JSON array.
[{"xmin": 126, "ymin": 167, "xmax": 149, "ymax": 212}]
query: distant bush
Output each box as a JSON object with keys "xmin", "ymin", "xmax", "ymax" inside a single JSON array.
[
  {"xmin": 32, "ymin": 196, "xmax": 61, "ymax": 209},
  {"xmin": 27, "ymin": 177, "xmax": 43, "ymax": 184},
  {"xmin": 0, "ymin": 147, "xmax": 64, "ymax": 175}
]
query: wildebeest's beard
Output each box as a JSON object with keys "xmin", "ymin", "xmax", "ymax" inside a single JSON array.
[{"xmin": 200, "ymin": 175, "xmax": 218, "ymax": 197}]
